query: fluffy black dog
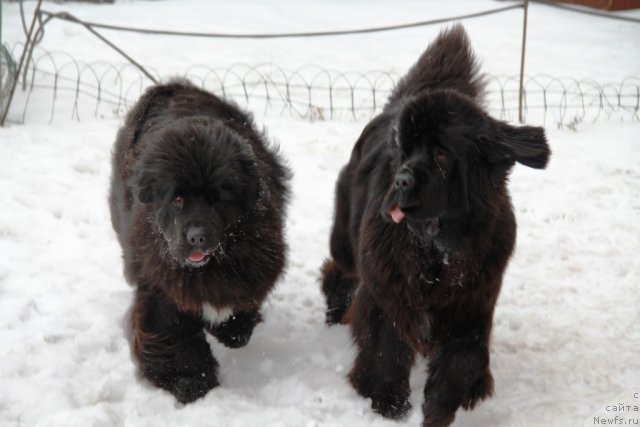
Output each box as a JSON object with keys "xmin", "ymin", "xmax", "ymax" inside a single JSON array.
[
  {"xmin": 321, "ymin": 25, "xmax": 550, "ymax": 426},
  {"xmin": 109, "ymin": 79, "xmax": 290, "ymax": 403}
]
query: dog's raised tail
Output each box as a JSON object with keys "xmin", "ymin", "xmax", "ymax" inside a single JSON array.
[{"xmin": 389, "ymin": 23, "xmax": 485, "ymax": 105}]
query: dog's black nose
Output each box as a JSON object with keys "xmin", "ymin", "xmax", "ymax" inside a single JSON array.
[
  {"xmin": 187, "ymin": 226, "xmax": 207, "ymax": 248},
  {"xmin": 394, "ymin": 171, "xmax": 415, "ymax": 193}
]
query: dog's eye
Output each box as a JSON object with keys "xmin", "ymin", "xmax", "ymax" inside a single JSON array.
[
  {"xmin": 436, "ymin": 150, "xmax": 448, "ymax": 161},
  {"xmin": 173, "ymin": 196, "xmax": 185, "ymax": 208}
]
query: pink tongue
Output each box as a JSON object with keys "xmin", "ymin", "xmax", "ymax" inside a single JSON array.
[
  {"xmin": 389, "ymin": 205, "xmax": 405, "ymax": 224},
  {"xmin": 188, "ymin": 251, "xmax": 206, "ymax": 262}
]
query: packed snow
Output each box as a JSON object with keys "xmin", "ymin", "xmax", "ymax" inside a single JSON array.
[{"xmin": 0, "ymin": 1, "xmax": 639, "ymax": 426}]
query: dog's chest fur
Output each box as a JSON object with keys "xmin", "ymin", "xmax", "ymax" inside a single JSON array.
[
  {"xmin": 364, "ymin": 222, "xmax": 478, "ymax": 313},
  {"xmin": 201, "ymin": 303, "xmax": 233, "ymax": 325}
]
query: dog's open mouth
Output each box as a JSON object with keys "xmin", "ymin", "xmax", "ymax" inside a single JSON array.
[
  {"xmin": 388, "ymin": 204, "xmax": 406, "ymax": 223},
  {"xmin": 185, "ymin": 250, "xmax": 211, "ymax": 268},
  {"xmin": 387, "ymin": 205, "xmax": 440, "ymax": 236}
]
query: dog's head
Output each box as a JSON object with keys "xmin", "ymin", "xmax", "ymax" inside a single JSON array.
[
  {"xmin": 382, "ymin": 90, "xmax": 550, "ymax": 235},
  {"xmin": 132, "ymin": 117, "xmax": 261, "ymax": 268}
]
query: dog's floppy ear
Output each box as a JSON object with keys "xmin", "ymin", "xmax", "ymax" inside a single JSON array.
[
  {"xmin": 481, "ymin": 121, "xmax": 551, "ymax": 169},
  {"xmin": 132, "ymin": 171, "xmax": 156, "ymax": 204}
]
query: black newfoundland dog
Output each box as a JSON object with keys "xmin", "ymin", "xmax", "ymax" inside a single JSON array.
[
  {"xmin": 321, "ymin": 25, "xmax": 550, "ymax": 426},
  {"xmin": 109, "ymin": 79, "xmax": 290, "ymax": 403}
]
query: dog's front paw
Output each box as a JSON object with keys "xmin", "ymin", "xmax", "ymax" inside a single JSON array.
[
  {"xmin": 171, "ymin": 372, "xmax": 219, "ymax": 404},
  {"xmin": 372, "ymin": 392, "xmax": 412, "ymax": 419},
  {"xmin": 215, "ymin": 328, "xmax": 252, "ymax": 348},
  {"xmin": 422, "ymin": 399, "xmax": 456, "ymax": 427},
  {"xmin": 350, "ymin": 369, "xmax": 411, "ymax": 420},
  {"xmin": 209, "ymin": 311, "xmax": 262, "ymax": 348}
]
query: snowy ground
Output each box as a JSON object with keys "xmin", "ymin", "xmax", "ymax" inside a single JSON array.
[{"xmin": 1, "ymin": 1, "xmax": 639, "ymax": 427}]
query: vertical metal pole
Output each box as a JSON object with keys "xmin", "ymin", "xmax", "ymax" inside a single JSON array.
[
  {"xmin": 518, "ymin": 0, "xmax": 529, "ymax": 124},
  {"xmin": 1, "ymin": 0, "xmax": 43, "ymax": 126},
  {"xmin": 0, "ymin": 0, "xmax": 3, "ymax": 101}
]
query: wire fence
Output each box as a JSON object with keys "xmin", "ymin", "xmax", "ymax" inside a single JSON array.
[
  {"xmin": 2, "ymin": 0, "xmax": 639, "ymax": 128},
  {"xmin": 3, "ymin": 0, "xmax": 533, "ymax": 125},
  {"xmin": 4, "ymin": 44, "xmax": 639, "ymax": 129}
]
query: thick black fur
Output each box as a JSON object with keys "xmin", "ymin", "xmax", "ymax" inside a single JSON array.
[
  {"xmin": 321, "ymin": 25, "xmax": 550, "ymax": 426},
  {"xmin": 109, "ymin": 79, "xmax": 290, "ymax": 403}
]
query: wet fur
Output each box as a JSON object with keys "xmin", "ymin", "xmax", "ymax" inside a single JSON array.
[
  {"xmin": 321, "ymin": 25, "xmax": 550, "ymax": 426},
  {"xmin": 109, "ymin": 79, "xmax": 290, "ymax": 403}
]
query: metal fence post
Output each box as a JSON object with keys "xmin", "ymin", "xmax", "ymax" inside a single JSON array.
[
  {"xmin": 519, "ymin": 0, "xmax": 529, "ymax": 124},
  {"xmin": 1, "ymin": 0, "xmax": 4, "ymax": 113},
  {"xmin": 1, "ymin": 0, "xmax": 44, "ymax": 126}
]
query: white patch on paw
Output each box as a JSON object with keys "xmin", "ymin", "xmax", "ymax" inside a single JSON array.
[{"xmin": 202, "ymin": 303, "xmax": 233, "ymax": 325}]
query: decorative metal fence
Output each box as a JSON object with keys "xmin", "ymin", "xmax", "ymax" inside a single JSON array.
[
  {"xmin": 4, "ymin": 44, "xmax": 639, "ymax": 128},
  {"xmin": 1, "ymin": 0, "xmax": 639, "ymax": 127}
]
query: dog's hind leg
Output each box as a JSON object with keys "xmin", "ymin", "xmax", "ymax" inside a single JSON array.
[
  {"xmin": 322, "ymin": 166, "xmax": 359, "ymax": 325},
  {"xmin": 348, "ymin": 288, "xmax": 416, "ymax": 419},
  {"xmin": 130, "ymin": 286, "xmax": 219, "ymax": 404},
  {"xmin": 321, "ymin": 259, "xmax": 357, "ymax": 324}
]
